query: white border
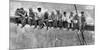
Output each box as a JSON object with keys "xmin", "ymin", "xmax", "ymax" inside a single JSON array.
[{"xmin": 0, "ymin": 0, "xmax": 99, "ymax": 50}]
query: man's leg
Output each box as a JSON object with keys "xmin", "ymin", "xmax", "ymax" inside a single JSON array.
[
  {"xmin": 34, "ymin": 20, "xmax": 38, "ymax": 29},
  {"xmin": 21, "ymin": 19, "xmax": 26, "ymax": 28}
]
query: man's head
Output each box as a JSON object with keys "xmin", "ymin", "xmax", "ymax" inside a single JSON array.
[
  {"xmin": 81, "ymin": 11, "xmax": 85, "ymax": 17},
  {"xmin": 29, "ymin": 8, "xmax": 32, "ymax": 11},
  {"xmin": 63, "ymin": 11, "xmax": 66, "ymax": 16},
  {"xmin": 16, "ymin": 8, "xmax": 20, "ymax": 10},
  {"xmin": 70, "ymin": 12, "xmax": 74, "ymax": 16},
  {"xmin": 37, "ymin": 7, "xmax": 41, "ymax": 12},
  {"xmin": 56, "ymin": 9, "xmax": 60, "ymax": 14},
  {"xmin": 20, "ymin": 8, "xmax": 23, "ymax": 9},
  {"xmin": 81, "ymin": 11, "xmax": 84, "ymax": 15}
]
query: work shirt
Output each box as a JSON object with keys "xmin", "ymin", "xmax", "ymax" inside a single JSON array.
[
  {"xmin": 62, "ymin": 14, "xmax": 68, "ymax": 21},
  {"xmin": 34, "ymin": 8, "xmax": 48, "ymax": 20}
]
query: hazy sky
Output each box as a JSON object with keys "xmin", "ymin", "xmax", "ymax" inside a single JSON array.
[{"xmin": 9, "ymin": 0, "xmax": 95, "ymax": 20}]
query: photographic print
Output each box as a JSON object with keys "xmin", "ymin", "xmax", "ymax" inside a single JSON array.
[{"xmin": 9, "ymin": 0, "xmax": 95, "ymax": 49}]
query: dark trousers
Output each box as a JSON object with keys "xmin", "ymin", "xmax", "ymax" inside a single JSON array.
[
  {"xmin": 34, "ymin": 20, "xmax": 38, "ymax": 28},
  {"xmin": 63, "ymin": 21, "xmax": 68, "ymax": 28},
  {"xmin": 57, "ymin": 21, "xmax": 63, "ymax": 28},
  {"xmin": 53, "ymin": 20, "xmax": 57, "ymax": 28}
]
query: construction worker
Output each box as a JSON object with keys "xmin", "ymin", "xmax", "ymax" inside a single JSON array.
[
  {"xmin": 79, "ymin": 11, "xmax": 87, "ymax": 45},
  {"xmin": 43, "ymin": 11, "xmax": 50, "ymax": 30},
  {"xmin": 15, "ymin": 8, "xmax": 28, "ymax": 28},
  {"xmin": 72, "ymin": 12, "xmax": 79, "ymax": 30},
  {"xmin": 68, "ymin": 12, "xmax": 74, "ymax": 29},
  {"xmin": 36, "ymin": 7, "xmax": 46, "ymax": 29},
  {"xmin": 62, "ymin": 11, "xmax": 68, "ymax": 28},
  {"xmin": 52, "ymin": 9, "xmax": 59, "ymax": 28},
  {"xmin": 48, "ymin": 11, "xmax": 55, "ymax": 28},
  {"xmin": 80, "ymin": 11, "xmax": 86, "ymax": 30},
  {"xmin": 55, "ymin": 10, "xmax": 63, "ymax": 28},
  {"xmin": 28, "ymin": 8, "xmax": 36, "ymax": 26}
]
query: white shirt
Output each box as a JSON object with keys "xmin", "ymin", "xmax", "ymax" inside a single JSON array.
[
  {"xmin": 34, "ymin": 8, "xmax": 48, "ymax": 20},
  {"xmin": 62, "ymin": 15, "xmax": 67, "ymax": 21}
]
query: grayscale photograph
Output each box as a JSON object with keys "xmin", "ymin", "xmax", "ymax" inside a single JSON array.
[{"xmin": 9, "ymin": 0, "xmax": 95, "ymax": 49}]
